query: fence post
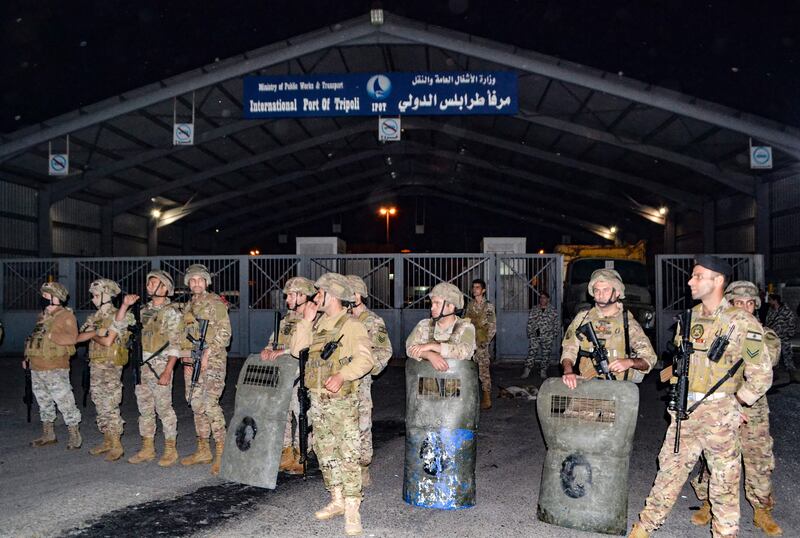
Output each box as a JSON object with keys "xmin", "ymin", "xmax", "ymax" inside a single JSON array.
[{"xmin": 239, "ymin": 256, "xmax": 250, "ymax": 355}]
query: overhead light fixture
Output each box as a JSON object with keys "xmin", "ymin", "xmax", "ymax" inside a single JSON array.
[
  {"xmin": 151, "ymin": 209, "xmax": 162, "ymax": 219},
  {"xmin": 370, "ymin": 8, "xmax": 384, "ymax": 25},
  {"xmin": 609, "ymin": 225, "xmax": 618, "ymax": 234},
  {"xmin": 658, "ymin": 206, "xmax": 668, "ymax": 216}
]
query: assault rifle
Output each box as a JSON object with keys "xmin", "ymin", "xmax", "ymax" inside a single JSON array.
[
  {"xmin": 297, "ymin": 347, "xmax": 311, "ymax": 479},
  {"xmin": 667, "ymin": 309, "xmax": 693, "ymax": 453},
  {"xmin": 23, "ymin": 360, "xmax": 33, "ymax": 423},
  {"xmin": 127, "ymin": 300, "xmax": 144, "ymax": 385},
  {"xmin": 186, "ymin": 318, "xmax": 209, "ymax": 408},
  {"xmin": 576, "ymin": 322, "xmax": 614, "ymax": 380}
]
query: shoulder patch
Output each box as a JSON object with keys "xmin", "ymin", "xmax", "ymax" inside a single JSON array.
[
  {"xmin": 690, "ymin": 324, "xmax": 704, "ymax": 340},
  {"xmin": 746, "ymin": 330, "xmax": 763, "ymax": 342}
]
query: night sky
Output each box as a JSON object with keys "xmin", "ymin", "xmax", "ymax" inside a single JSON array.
[{"xmin": 2, "ymin": 0, "xmax": 799, "ymax": 134}]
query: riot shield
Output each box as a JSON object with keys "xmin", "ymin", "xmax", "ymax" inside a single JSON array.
[
  {"xmin": 536, "ymin": 377, "xmax": 639, "ymax": 535},
  {"xmin": 219, "ymin": 353, "xmax": 297, "ymax": 489},
  {"xmin": 403, "ymin": 358, "xmax": 480, "ymax": 510}
]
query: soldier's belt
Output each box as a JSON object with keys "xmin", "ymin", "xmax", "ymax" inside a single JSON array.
[
  {"xmin": 310, "ymin": 389, "xmax": 354, "ymax": 400},
  {"xmin": 687, "ymin": 391, "xmax": 728, "ymax": 403}
]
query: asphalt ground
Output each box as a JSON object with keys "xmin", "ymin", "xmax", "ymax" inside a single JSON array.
[{"xmin": 0, "ymin": 356, "xmax": 798, "ymax": 538}]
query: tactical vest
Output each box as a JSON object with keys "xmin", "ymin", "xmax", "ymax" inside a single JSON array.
[
  {"xmin": 276, "ymin": 317, "xmax": 300, "ymax": 348},
  {"xmin": 425, "ymin": 318, "xmax": 473, "ymax": 357},
  {"xmin": 88, "ymin": 312, "xmax": 129, "ymax": 366},
  {"xmin": 305, "ymin": 314, "xmax": 356, "ymax": 396},
  {"xmin": 141, "ymin": 304, "xmax": 173, "ymax": 354},
  {"xmin": 687, "ymin": 306, "xmax": 746, "ymax": 395},
  {"xmin": 577, "ymin": 311, "xmax": 640, "ymax": 382},
  {"xmin": 24, "ymin": 308, "xmax": 75, "ymax": 369}
]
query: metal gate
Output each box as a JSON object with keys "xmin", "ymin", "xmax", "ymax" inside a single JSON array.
[
  {"xmin": 1, "ymin": 253, "xmax": 563, "ymax": 361},
  {"xmin": 654, "ymin": 254, "xmax": 764, "ymax": 354}
]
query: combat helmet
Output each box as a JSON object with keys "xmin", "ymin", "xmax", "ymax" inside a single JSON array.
[
  {"xmin": 587, "ymin": 268, "xmax": 626, "ymax": 300},
  {"xmin": 725, "ymin": 280, "xmax": 761, "ymax": 309},
  {"xmin": 346, "ymin": 275, "xmax": 368, "ymax": 299},
  {"xmin": 283, "ymin": 276, "xmax": 316, "ymax": 297},
  {"xmin": 183, "ymin": 264, "xmax": 212, "ymax": 286},
  {"xmin": 146, "ymin": 270, "xmax": 175, "ymax": 296},
  {"xmin": 428, "ymin": 282, "xmax": 464, "ymax": 309},
  {"xmin": 41, "ymin": 282, "xmax": 69, "ymax": 303},
  {"xmin": 89, "ymin": 278, "xmax": 121, "ymax": 297},
  {"xmin": 314, "ymin": 273, "xmax": 354, "ymax": 303}
]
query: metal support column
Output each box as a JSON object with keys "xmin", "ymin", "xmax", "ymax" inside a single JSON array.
[
  {"xmin": 756, "ymin": 181, "xmax": 771, "ymax": 274},
  {"xmin": 37, "ymin": 190, "xmax": 53, "ymax": 257}
]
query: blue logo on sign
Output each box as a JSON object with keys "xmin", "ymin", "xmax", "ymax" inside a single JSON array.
[
  {"xmin": 752, "ymin": 147, "xmax": 770, "ymax": 164},
  {"xmin": 366, "ymin": 75, "xmax": 392, "ymax": 100}
]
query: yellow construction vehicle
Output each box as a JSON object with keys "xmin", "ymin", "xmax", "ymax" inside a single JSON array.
[{"xmin": 555, "ymin": 240, "xmax": 655, "ymax": 334}]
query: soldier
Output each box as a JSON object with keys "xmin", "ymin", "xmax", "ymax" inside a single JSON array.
[
  {"xmin": 289, "ymin": 273, "xmax": 374, "ymax": 536},
  {"xmin": 524, "ymin": 291, "xmax": 560, "ymax": 379},
  {"xmin": 23, "ymin": 282, "xmax": 81, "ymax": 449},
  {"xmin": 346, "ymin": 274, "xmax": 393, "ymax": 487},
  {"xmin": 765, "ymin": 293, "xmax": 798, "ymax": 381},
  {"xmin": 629, "ymin": 256, "xmax": 773, "ymax": 538},
  {"xmin": 114, "ymin": 270, "xmax": 182, "ymax": 467},
  {"xmin": 561, "ymin": 269, "xmax": 655, "ymax": 389},
  {"xmin": 689, "ymin": 281, "xmax": 783, "ymax": 536},
  {"xmin": 260, "ymin": 276, "xmax": 316, "ymax": 474},
  {"xmin": 406, "ymin": 282, "xmax": 477, "ymax": 369},
  {"xmin": 464, "ymin": 279, "xmax": 496, "ymax": 409},
  {"xmin": 76, "ymin": 278, "xmax": 133, "ymax": 462},
  {"xmin": 179, "ymin": 264, "xmax": 231, "ymax": 476}
]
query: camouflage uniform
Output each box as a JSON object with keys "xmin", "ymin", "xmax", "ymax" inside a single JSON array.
[
  {"xmin": 765, "ymin": 303, "xmax": 797, "ymax": 371},
  {"xmin": 691, "ymin": 324, "xmax": 782, "ymax": 518},
  {"xmin": 405, "ymin": 317, "xmax": 477, "ymax": 362},
  {"xmin": 83, "ymin": 304, "xmax": 133, "ymax": 437},
  {"xmin": 561, "ymin": 303, "xmax": 656, "ymax": 382},
  {"xmin": 464, "ymin": 299, "xmax": 496, "ymax": 391},
  {"xmin": 636, "ymin": 298, "xmax": 773, "ymax": 538},
  {"xmin": 355, "ymin": 308, "xmax": 392, "ymax": 467},
  {"xmin": 266, "ymin": 310, "xmax": 303, "ymax": 449},
  {"xmin": 135, "ymin": 299, "xmax": 182, "ymax": 441},
  {"xmin": 25, "ymin": 305, "xmax": 80, "ymax": 427},
  {"xmin": 526, "ymin": 303, "xmax": 560, "ymax": 371},
  {"xmin": 290, "ymin": 306, "xmax": 374, "ymax": 499},
  {"xmin": 182, "ymin": 290, "xmax": 231, "ymax": 444}
]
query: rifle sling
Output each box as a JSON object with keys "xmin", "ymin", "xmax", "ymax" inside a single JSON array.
[
  {"xmin": 141, "ymin": 341, "xmax": 170, "ymax": 378},
  {"xmin": 687, "ymin": 359, "xmax": 744, "ymax": 414}
]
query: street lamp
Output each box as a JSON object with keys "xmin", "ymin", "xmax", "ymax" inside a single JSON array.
[{"xmin": 379, "ymin": 206, "xmax": 397, "ymax": 243}]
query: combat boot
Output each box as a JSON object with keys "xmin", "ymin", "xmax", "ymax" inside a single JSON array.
[
  {"xmin": 128, "ymin": 436, "xmax": 155, "ymax": 464},
  {"xmin": 210, "ymin": 438, "xmax": 225, "ymax": 475},
  {"xmin": 520, "ymin": 366, "xmax": 531, "ymax": 379},
  {"xmin": 158, "ymin": 439, "xmax": 179, "ymax": 467},
  {"xmin": 67, "ymin": 425, "xmax": 82, "ymax": 450},
  {"xmin": 480, "ymin": 390, "xmax": 492, "ymax": 410},
  {"xmin": 282, "ymin": 448, "xmax": 305, "ymax": 475},
  {"xmin": 31, "ymin": 421, "xmax": 57, "ymax": 447},
  {"xmin": 361, "ymin": 465, "xmax": 371, "ymax": 487},
  {"xmin": 104, "ymin": 433, "xmax": 124, "ymax": 462},
  {"xmin": 314, "ymin": 487, "xmax": 345, "ymax": 520},
  {"xmin": 181, "ymin": 437, "xmax": 212, "ymax": 466},
  {"xmin": 754, "ymin": 507, "xmax": 783, "ymax": 536},
  {"xmin": 627, "ymin": 523, "xmax": 649, "ymax": 538},
  {"xmin": 89, "ymin": 432, "xmax": 111, "ymax": 455},
  {"xmin": 691, "ymin": 500, "xmax": 712, "ymax": 526},
  {"xmin": 344, "ymin": 497, "xmax": 362, "ymax": 536}
]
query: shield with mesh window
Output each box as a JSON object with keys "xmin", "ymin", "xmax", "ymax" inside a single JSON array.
[
  {"xmin": 403, "ymin": 358, "xmax": 480, "ymax": 509},
  {"xmin": 536, "ymin": 377, "xmax": 639, "ymax": 535},
  {"xmin": 219, "ymin": 354, "xmax": 297, "ymax": 489}
]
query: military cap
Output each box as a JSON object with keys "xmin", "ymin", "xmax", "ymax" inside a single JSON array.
[
  {"xmin": 183, "ymin": 264, "xmax": 213, "ymax": 286},
  {"xmin": 283, "ymin": 276, "xmax": 316, "ymax": 296},
  {"xmin": 588, "ymin": 268, "xmax": 626, "ymax": 300},
  {"xmin": 428, "ymin": 282, "xmax": 464, "ymax": 310},
  {"xmin": 41, "ymin": 282, "xmax": 69, "ymax": 302},
  {"xmin": 89, "ymin": 278, "xmax": 121, "ymax": 297},
  {"xmin": 346, "ymin": 275, "xmax": 369, "ymax": 299},
  {"xmin": 315, "ymin": 272, "xmax": 354, "ymax": 302},
  {"xmin": 725, "ymin": 280, "xmax": 761, "ymax": 309},
  {"xmin": 146, "ymin": 270, "xmax": 175, "ymax": 296},
  {"xmin": 694, "ymin": 255, "xmax": 732, "ymax": 278}
]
